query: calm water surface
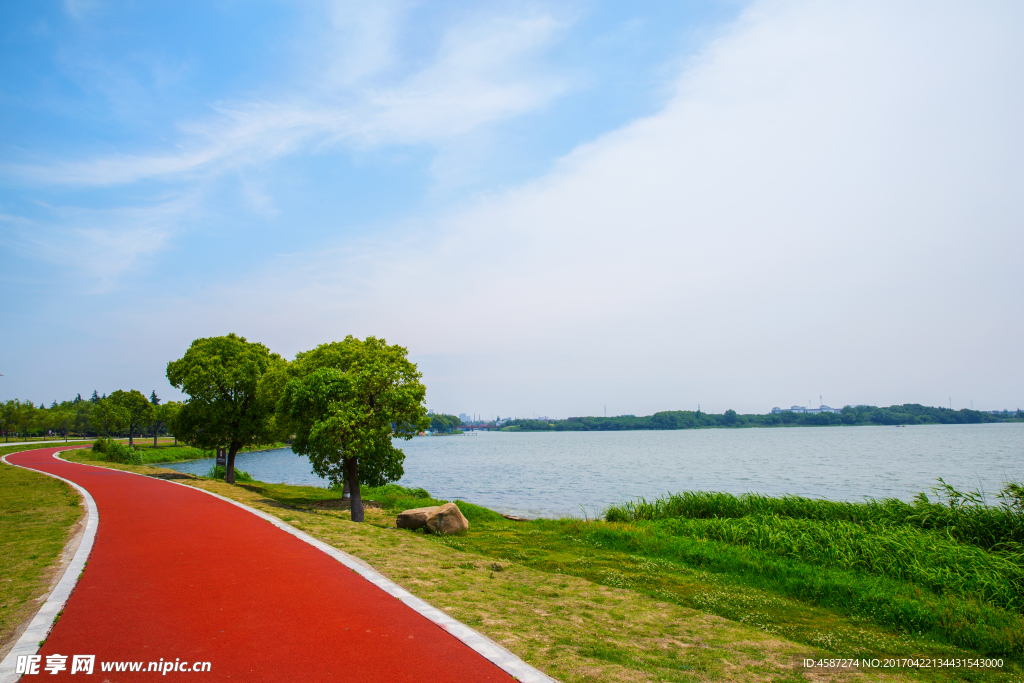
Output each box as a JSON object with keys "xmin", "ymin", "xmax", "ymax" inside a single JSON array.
[{"xmin": 163, "ymin": 423, "xmax": 1023, "ymax": 518}]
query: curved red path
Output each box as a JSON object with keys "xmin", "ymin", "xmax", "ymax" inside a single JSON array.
[{"xmin": 8, "ymin": 448, "xmax": 516, "ymax": 682}]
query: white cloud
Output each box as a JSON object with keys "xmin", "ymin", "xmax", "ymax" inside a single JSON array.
[
  {"xmin": 6, "ymin": 6, "xmax": 569, "ymax": 187},
  {"xmin": 156, "ymin": 0, "xmax": 1024, "ymax": 415},
  {"xmin": 0, "ymin": 194, "xmax": 198, "ymax": 290}
]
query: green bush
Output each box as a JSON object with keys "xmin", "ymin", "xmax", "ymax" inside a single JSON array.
[
  {"xmin": 454, "ymin": 500, "xmax": 504, "ymax": 523},
  {"xmin": 207, "ymin": 465, "xmax": 255, "ymax": 483},
  {"xmin": 92, "ymin": 438, "xmax": 107, "ymax": 454},
  {"xmin": 102, "ymin": 440, "xmax": 132, "ymax": 463}
]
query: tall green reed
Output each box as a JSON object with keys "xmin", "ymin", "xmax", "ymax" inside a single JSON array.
[{"xmin": 605, "ymin": 480, "xmax": 1024, "ymax": 554}]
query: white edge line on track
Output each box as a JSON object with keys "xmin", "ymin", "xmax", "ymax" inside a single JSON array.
[
  {"xmin": 45, "ymin": 454, "xmax": 558, "ymax": 683},
  {"xmin": 0, "ymin": 448, "xmax": 97, "ymax": 683}
]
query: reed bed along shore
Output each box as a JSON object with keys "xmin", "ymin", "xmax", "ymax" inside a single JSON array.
[
  {"xmin": 601, "ymin": 483, "xmax": 1024, "ymax": 656},
  {"xmin": 604, "ymin": 483, "xmax": 1024, "ymax": 553}
]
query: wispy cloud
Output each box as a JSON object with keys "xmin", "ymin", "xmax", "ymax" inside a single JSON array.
[
  {"xmin": 7, "ymin": 7, "xmax": 569, "ymax": 188},
  {"xmin": 0, "ymin": 193, "xmax": 198, "ymax": 290}
]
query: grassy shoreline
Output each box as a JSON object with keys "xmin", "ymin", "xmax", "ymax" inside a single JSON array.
[{"xmin": 6, "ymin": 442, "xmax": 1021, "ymax": 681}]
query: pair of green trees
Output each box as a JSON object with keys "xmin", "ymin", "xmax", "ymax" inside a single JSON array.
[{"xmin": 166, "ymin": 334, "xmax": 429, "ymax": 522}]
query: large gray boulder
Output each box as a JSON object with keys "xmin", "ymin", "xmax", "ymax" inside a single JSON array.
[
  {"xmin": 396, "ymin": 506, "xmax": 438, "ymax": 529},
  {"xmin": 395, "ymin": 502, "xmax": 469, "ymax": 534},
  {"xmin": 425, "ymin": 502, "xmax": 469, "ymax": 535}
]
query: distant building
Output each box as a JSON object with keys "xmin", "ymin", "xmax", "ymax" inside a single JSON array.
[
  {"xmin": 771, "ymin": 405, "xmax": 841, "ymax": 415},
  {"xmin": 458, "ymin": 413, "xmax": 470, "ymax": 423}
]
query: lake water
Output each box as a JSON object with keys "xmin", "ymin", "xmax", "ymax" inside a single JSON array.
[{"xmin": 162, "ymin": 423, "xmax": 1023, "ymax": 519}]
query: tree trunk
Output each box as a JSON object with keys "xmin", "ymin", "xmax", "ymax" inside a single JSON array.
[
  {"xmin": 342, "ymin": 479, "xmax": 351, "ymax": 500},
  {"xmin": 345, "ymin": 457, "xmax": 363, "ymax": 522},
  {"xmin": 128, "ymin": 424, "xmax": 134, "ymax": 448},
  {"xmin": 153, "ymin": 426, "xmax": 158, "ymax": 447},
  {"xmin": 226, "ymin": 444, "xmax": 239, "ymax": 484}
]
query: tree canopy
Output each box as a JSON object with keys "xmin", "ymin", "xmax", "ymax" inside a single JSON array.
[
  {"xmin": 166, "ymin": 333, "xmax": 285, "ymax": 483},
  {"xmin": 92, "ymin": 398, "xmax": 129, "ymax": 438},
  {"xmin": 279, "ymin": 336, "xmax": 428, "ymax": 522},
  {"xmin": 107, "ymin": 389, "xmax": 154, "ymax": 447}
]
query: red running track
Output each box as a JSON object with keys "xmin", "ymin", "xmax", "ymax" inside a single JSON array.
[{"xmin": 7, "ymin": 448, "xmax": 516, "ymax": 682}]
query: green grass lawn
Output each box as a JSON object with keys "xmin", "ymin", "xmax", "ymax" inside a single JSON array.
[{"xmin": 0, "ymin": 444, "xmax": 84, "ymax": 655}]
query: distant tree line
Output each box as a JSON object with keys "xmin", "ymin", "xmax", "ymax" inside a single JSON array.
[
  {"xmin": 429, "ymin": 413, "xmax": 463, "ymax": 433},
  {"xmin": 0, "ymin": 390, "xmax": 181, "ymax": 445},
  {"xmin": 502, "ymin": 404, "xmax": 1021, "ymax": 432}
]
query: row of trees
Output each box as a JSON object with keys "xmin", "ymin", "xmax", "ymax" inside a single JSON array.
[
  {"xmin": 503, "ymin": 404, "xmax": 1020, "ymax": 432},
  {"xmin": 1, "ymin": 392, "xmax": 181, "ymax": 444},
  {"xmin": 166, "ymin": 333, "xmax": 429, "ymax": 522}
]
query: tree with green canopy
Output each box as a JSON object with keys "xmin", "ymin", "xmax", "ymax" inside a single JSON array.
[
  {"xmin": 166, "ymin": 333, "xmax": 284, "ymax": 483},
  {"xmin": 107, "ymin": 390, "xmax": 154, "ymax": 447},
  {"xmin": 1, "ymin": 399, "xmax": 20, "ymax": 442},
  {"xmin": 279, "ymin": 336, "xmax": 429, "ymax": 522},
  {"xmin": 160, "ymin": 401, "xmax": 183, "ymax": 445},
  {"xmin": 51, "ymin": 404, "xmax": 75, "ymax": 442},
  {"xmin": 73, "ymin": 401, "xmax": 93, "ymax": 436},
  {"xmin": 93, "ymin": 398, "xmax": 129, "ymax": 438},
  {"xmin": 19, "ymin": 402, "xmax": 38, "ymax": 439},
  {"xmin": 149, "ymin": 399, "xmax": 177, "ymax": 446}
]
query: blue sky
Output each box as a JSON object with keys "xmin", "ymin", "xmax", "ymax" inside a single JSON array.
[{"xmin": 2, "ymin": 1, "xmax": 1022, "ymax": 418}]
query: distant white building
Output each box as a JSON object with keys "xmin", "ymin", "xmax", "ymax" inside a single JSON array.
[
  {"xmin": 771, "ymin": 405, "xmax": 842, "ymax": 415},
  {"xmin": 458, "ymin": 413, "xmax": 470, "ymax": 423}
]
